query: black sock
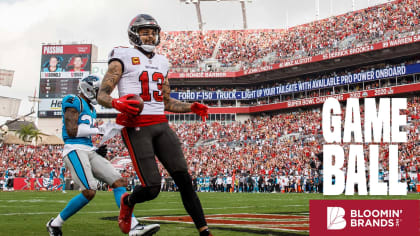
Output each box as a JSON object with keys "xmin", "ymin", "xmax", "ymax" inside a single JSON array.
[
  {"xmin": 199, "ymin": 229, "xmax": 211, "ymax": 236},
  {"xmin": 123, "ymin": 194, "xmax": 134, "ymax": 208}
]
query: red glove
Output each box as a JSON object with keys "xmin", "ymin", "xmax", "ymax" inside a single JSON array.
[
  {"xmin": 112, "ymin": 94, "xmax": 140, "ymax": 116},
  {"xmin": 191, "ymin": 102, "xmax": 208, "ymax": 122}
]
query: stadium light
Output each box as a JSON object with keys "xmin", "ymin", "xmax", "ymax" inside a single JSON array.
[{"xmin": 180, "ymin": 0, "xmax": 252, "ymax": 31}]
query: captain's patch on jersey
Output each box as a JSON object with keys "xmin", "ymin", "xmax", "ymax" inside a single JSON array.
[{"xmin": 131, "ymin": 57, "xmax": 140, "ymax": 65}]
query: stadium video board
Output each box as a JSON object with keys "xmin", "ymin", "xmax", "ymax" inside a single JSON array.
[{"xmin": 38, "ymin": 44, "xmax": 93, "ymax": 117}]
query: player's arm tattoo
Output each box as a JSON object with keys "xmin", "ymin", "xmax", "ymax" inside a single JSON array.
[
  {"xmin": 97, "ymin": 61, "xmax": 123, "ymax": 108},
  {"xmin": 163, "ymin": 77, "xmax": 192, "ymax": 113},
  {"xmin": 64, "ymin": 107, "xmax": 79, "ymax": 137}
]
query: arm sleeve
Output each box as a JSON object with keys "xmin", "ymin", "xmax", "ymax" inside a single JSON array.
[{"xmin": 76, "ymin": 124, "xmax": 100, "ymax": 137}]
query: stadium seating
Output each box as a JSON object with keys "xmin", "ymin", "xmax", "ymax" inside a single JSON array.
[{"xmin": 156, "ymin": 0, "xmax": 419, "ymax": 72}]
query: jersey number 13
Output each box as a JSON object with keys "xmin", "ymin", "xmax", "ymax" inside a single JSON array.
[{"xmin": 139, "ymin": 71, "xmax": 165, "ymax": 102}]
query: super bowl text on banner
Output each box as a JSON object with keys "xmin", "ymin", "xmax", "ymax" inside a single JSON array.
[{"xmin": 310, "ymin": 200, "xmax": 420, "ymax": 236}]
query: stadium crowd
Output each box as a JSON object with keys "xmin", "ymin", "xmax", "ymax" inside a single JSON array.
[
  {"xmin": 156, "ymin": 0, "xmax": 419, "ymax": 71},
  {"xmin": 1, "ymin": 96, "xmax": 419, "ymax": 193}
]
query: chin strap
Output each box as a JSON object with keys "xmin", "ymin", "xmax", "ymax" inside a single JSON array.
[
  {"xmin": 137, "ymin": 46, "xmax": 155, "ymax": 57},
  {"xmin": 140, "ymin": 44, "xmax": 155, "ymax": 52}
]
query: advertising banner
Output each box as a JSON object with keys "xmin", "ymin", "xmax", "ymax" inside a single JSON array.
[{"xmin": 170, "ymin": 64, "xmax": 420, "ymax": 101}]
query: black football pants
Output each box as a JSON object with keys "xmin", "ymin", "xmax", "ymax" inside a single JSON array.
[{"xmin": 121, "ymin": 122, "xmax": 207, "ymax": 229}]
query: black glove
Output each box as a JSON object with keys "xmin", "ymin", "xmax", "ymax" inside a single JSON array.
[{"xmin": 95, "ymin": 145, "xmax": 108, "ymax": 157}]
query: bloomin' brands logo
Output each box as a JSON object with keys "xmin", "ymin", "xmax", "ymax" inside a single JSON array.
[
  {"xmin": 310, "ymin": 200, "xmax": 420, "ymax": 236},
  {"xmin": 327, "ymin": 207, "xmax": 346, "ymax": 230}
]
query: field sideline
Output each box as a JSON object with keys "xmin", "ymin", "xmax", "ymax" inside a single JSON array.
[{"xmin": 0, "ymin": 191, "xmax": 418, "ymax": 236}]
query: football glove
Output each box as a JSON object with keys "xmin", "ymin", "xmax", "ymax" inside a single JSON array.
[
  {"xmin": 95, "ymin": 145, "xmax": 108, "ymax": 157},
  {"xmin": 191, "ymin": 102, "xmax": 209, "ymax": 122},
  {"xmin": 112, "ymin": 94, "xmax": 140, "ymax": 116}
]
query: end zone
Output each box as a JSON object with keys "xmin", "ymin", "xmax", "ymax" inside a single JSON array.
[{"xmin": 140, "ymin": 213, "xmax": 309, "ymax": 233}]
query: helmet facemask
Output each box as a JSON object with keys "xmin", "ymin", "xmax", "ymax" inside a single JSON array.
[{"xmin": 78, "ymin": 76, "xmax": 100, "ymax": 105}]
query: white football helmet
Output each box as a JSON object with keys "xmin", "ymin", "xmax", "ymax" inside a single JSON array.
[{"xmin": 78, "ymin": 75, "xmax": 100, "ymax": 105}]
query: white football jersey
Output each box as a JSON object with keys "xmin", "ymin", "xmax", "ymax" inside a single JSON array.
[{"xmin": 108, "ymin": 47, "xmax": 169, "ymax": 115}]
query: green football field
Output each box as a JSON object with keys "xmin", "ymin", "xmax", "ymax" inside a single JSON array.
[{"xmin": 0, "ymin": 191, "xmax": 418, "ymax": 236}]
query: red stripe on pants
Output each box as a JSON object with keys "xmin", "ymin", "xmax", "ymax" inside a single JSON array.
[{"xmin": 122, "ymin": 127, "xmax": 147, "ymax": 187}]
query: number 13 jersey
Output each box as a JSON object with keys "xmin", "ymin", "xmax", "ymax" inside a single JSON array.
[{"xmin": 108, "ymin": 47, "xmax": 169, "ymax": 127}]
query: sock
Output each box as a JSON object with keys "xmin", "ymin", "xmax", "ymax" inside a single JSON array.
[
  {"xmin": 113, "ymin": 187, "xmax": 126, "ymax": 208},
  {"xmin": 124, "ymin": 194, "xmax": 136, "ymax": 208},
  {"xmin": 113, "ymin": 187, "xmax": 136, "ymax": 223},
  {"xmin": 124, "ymin": 194, "xmax": 131, "ymax": 206},
  {"xmin": 59, "ymin": 193, "xmax": 90, "ymax": 221},
  {"xmin": 51, "ymin": 214, "xmax": 64, "ymax": 227}
]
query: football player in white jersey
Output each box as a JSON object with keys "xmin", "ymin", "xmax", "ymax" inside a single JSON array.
[
  {"xmin": 97, "ymin": 14, "xmax": 212, "ymax": 236},
  {"xmin": 46, "ymin": 76, "xmax": 158, "ymax": 236}
]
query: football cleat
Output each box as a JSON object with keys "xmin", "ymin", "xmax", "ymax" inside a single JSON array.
[
  {"xmin": 199, "ymin": 229, "xmax": 213, "ymax": 236},
  {"xmin": 129, "ymin": 223, "xmax": 160, "ymax": 236},
  {"xmin": 46, "ymin": 218, "xmax": 62, "ymax": 236},
  {"xmin": 119, "ymin": 193, "xmax": 135, "ymax": 234}
]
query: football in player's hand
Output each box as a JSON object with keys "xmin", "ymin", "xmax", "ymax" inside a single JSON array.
[{"xmin": 128, "ymin": 94, "xmax": 144, "ymax": 114}]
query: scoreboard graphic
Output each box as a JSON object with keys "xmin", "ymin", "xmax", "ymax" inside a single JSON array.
[{"xmin": 38, "ymin": 44, "xmax": 95, "ymax": 117}]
